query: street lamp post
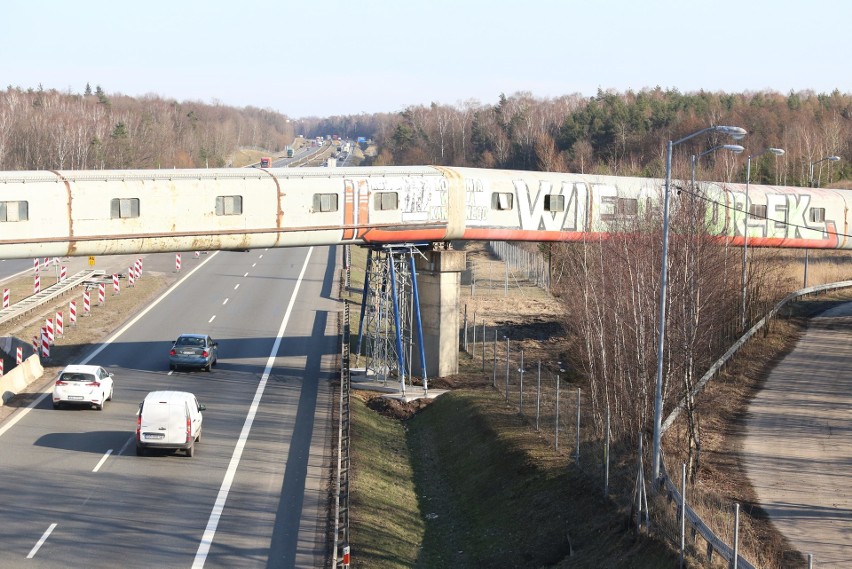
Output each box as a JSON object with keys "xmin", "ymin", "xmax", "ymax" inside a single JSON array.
[
  {"xmin": 741, "ymin": 148, "xmax": 785, "ymax": 331},
  {"xmin": 691, "ymin": 145, "xmax": 744, "ymax": 189},
  {"xmin": 653, "ymin": 125, "xmax": 747, "ymax": 482},
  {"xmin": 809, "ymin": 155, "xmax": 841, "ymax": 188},
  {"xmin": 804, "ymin": 156, "xmax": 842, "ymax": 286}
]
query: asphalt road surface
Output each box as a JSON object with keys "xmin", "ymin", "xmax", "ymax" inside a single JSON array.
[
  {"xmin": 743, "ymin": 302, "xmax": 852, "ymax": 568},
  {"xmin": 0, "ymin": 246, "xmax": 338, "ymax": 568}
]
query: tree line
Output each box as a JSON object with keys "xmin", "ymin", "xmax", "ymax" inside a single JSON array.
[
  {"xmin": 0, "ymin": 84, "xmax": 294, "ymax": 170},
  {"xmin": 4, "ymin": 84, "xmax": 849, "ymax": 188},
  {"xmin": 370, "ymin": 88, "xmax": 851, "ymax": 188}
]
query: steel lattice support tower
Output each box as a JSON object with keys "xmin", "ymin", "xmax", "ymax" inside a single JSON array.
[{"xmin": 355, "ymin": 245, "xmax": 427, "ymax": 394}]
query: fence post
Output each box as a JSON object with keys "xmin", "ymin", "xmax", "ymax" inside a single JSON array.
[
  {"xmin": 482, "ymin": 321, "xmax": 486, "ymax": 370},
  {"xmin": 492, "ymin": 330, "xmax": 497, "ymax": 388},
  {"xmin": 604, "ymin": 405, "xmax": 610, "ymax": 497},
  {"xmin": 472, "ymin": 311, "xmax": 477, "ymax": 359},
  {"xmin": 634, "ymin": 434, "xmax": 650, "ymax": 533},
  {"xmin": 575, "ymin": 388, "xmax": 581, "ymax": 464},
  {"xmin": 463, "ymin": 305, "xmax": 468, "ymax": 353},
  {"xmin": 519, "ymin": 349, "xmax": 524, "ymax": 414},
  {"xmin": 505, "ymin": 337, "xmax": 510, "ymax": 401},
  {"xmin": 733, "ymin": 503, "xmax": 740, "ymax": 569},
  {"xmin": 504, "ymin": 252, "xmax": 509, "ymax": 296},
  {"xmin": 680, "ymin": 463, "xmax": 686, "ymax": 569},
  {"xmin": 535, "ymin": 360, "xmax": 541, "ymax": 431},
  {"xmin": 555, "ymin": 375, "xmax": 560, "ymax": 450}
]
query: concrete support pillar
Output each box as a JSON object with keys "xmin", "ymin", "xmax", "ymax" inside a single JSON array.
[{"xmin": 413, "ymin": 248, "xmax": 466, "ymax": 378}]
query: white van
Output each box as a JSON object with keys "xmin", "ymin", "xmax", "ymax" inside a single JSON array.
[{"xmin": 136, "ymin": 391, "xmax": 205, "ymax": 457}]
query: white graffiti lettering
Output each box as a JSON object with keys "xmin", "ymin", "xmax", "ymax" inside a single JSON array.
[
  {"xmin": 733, "ymin": 190, "xmax": 829, "ymax": 240},
  {"xmin": 514, "ymin": 180, "xmax": 588, "ymax": 231}
]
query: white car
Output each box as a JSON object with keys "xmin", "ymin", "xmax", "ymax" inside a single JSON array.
[
  {"xmin": 136, "ymin": 391, "xmax": 205, "ymax": 457},
  {"xmin": 52, "ymin": 364, "xmax": 114, "ymax": 410}
]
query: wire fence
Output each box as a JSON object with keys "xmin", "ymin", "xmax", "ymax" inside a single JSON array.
[
  {"xmin": 456, "ymin": 244, "xmax": 852, "ymax": 568},
  {"xmin": 461, "ymin": 241, "xmax": 550, "ymax": 297},
  {"xmin": 474, "ymin": 334, "xmax": 762, "ymax": 568},
  {"xmin": 338, "ymin": 239, "xmax": 846, "ymax": 567}
]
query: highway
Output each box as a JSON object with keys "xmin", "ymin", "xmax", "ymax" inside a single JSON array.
[
  {"xmin": 0, "ymin": 258, "xmax": 33, "ymax": 282},
  {"xmin": 0, "ymin": 246, "xmax": 338, "ymax": 568}
]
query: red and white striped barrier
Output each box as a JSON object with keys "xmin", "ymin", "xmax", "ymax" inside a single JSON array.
[
  {"xmin": 60, "ymin": 265, "xmax": 67, "ymax": 281},
  {"xmin": 43, "ymin": 257, "xmax": 49, "ymax": 268},
  {"xmin": 34, "ymin": 274, "xmax": 40, "ymax": 293},
  {"xmin": 32, "ymin": 336, "xmax": 38, "ymax": 354},
  {"xmin": 33, "ymin": 258, "xmax": 39, "ymax": 273},
  {"xmin": 56, "ymin": 311, "xmax": 64, "ymax": 337},
  {"xmin": 136, "ymin": 258, "xmax": 143, "ymax": 277},
  {"xmin": 175, "ymin": 253, "xmax": 182, "ymax": 272},
  {"xmin": 46, "ymin": 318, "xmax": 54, "ymax": 344},
  {"xmin": 0, "ymin": 359, "xmax": 4, "ymax": 377},
  {"xmin": 41, "ymin": 328, "xmax": 50, "ymax": 358},
  {"xmin": 83, "ymin": 290, "xmax": 91, "ymax": 315},
  {"xmin": 113, "ymin": 273, "xmax": 120, "ymax": 294},
  {"xmin": 128, "ymin": 267, "xmax": 136, "ymax": 287},
  {"xmin": 194, "ymin": 251, "xmax": 200, "ymax": 258},
  {"xmin": 98, "ymin": 283, "xmax": 105, "ymax": 305},
  {"xmin": 69, "ymin": 300, "xmax": 77, "ymax": 326},
  {"xmin": 16, "ymin": 346, "xmax": 23, "ymax": 365},
  {"xmin": 2, "ymin": 288, "xmax": 8, "ymax": 309}
]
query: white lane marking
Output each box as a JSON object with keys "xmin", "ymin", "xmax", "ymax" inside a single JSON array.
[
  {"xmin": 243, "ymin": 272, "xmax": 249, "ymax": 277},
  {"xmin": 192, "ymin": 247, "xmax": 313, "ymax": 569},
  {"xmin": 93, "ymin": 449, "xmax": 113, "ymax": 472},
  {"xmin": 118, "ymin": 436, "xmax": 135, "ymax": 456},
  {"xmin": 259, "ymin": 254, "xmax": 264, "ymax": 258},
  {"xmin": 233, "ymin": 284, "xmax": 240, "ymax": 290},
  {"xmin": 252, "ymin": 263, "xmax": 257, "ymax": 268},
  {"xmin": 0, "ymin": 252, "xmax": 220, "ymax": 439},
  {"xmin": 0, "ymin": 265, "xmax": 34, "ymax": 286},
  {"xmin": 222, "ymin": 298, "xmax": 229, "ymax": 305},
  {"xmin": 27, "ymin": 523, "xmax": 57, "ymax": 558},
  {"xmin": 208, "ymin": 315, "xmax": 216, "ymax": 323}
]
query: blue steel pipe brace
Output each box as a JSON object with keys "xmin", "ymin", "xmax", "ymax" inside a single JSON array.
[
  {"xmin": 409, "ymin": 252, "xmax": 427, "ymax": 391},
  {"xmin": 388, "ymin": 253, "xmax": 407, "ymax": 393}
]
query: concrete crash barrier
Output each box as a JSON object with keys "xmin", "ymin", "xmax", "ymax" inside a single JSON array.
[{"xmin": 0, "ymin": 354, "xmax": 45, "ymax": 406}]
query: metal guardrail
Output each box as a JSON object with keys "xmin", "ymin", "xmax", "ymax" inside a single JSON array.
[
  {"xmin": 333, "ymin": 301, "xmax": 351, "ymax": 568},
  {"xmin": 660, "ymin": 468, "xmax": 756, "ymax": 569},
  {"xmin": 0, "ymin": 270, "xmax": 105, "ymax": 327},
  {"xmin": 661, "ymin": 279, "xmax": 852, "ymax": 433}
]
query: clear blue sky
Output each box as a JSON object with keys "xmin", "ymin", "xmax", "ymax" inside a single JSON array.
[{"xmin": 2, "ymin": 0, "xmax": 849, "ymax": 118}]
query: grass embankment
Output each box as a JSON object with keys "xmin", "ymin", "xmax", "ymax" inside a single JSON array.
[{"xmin": 349, "ymin": 388, "xmax": 679, "ymax": 568}]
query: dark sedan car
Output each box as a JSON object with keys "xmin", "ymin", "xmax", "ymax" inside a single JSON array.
[{"xmin": 169, "ymin": 334, "xmax": 218, "ymax": 371}]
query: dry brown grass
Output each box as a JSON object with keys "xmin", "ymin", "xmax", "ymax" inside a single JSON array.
[
  {"xmin": 447, "ymin": 242, "xmax": 852, "ymax": 568},
  {"xmin": 0, "ymin": 268, "xmax": 177, "ymax": 422}
]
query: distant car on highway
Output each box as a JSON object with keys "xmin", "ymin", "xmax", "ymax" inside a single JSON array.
[
  {"xmin": 169, "ymin": 333, "xmax": 218, "ymax": 371},
  {"xmin": 52, "ymin": 364, "xmax": 114, "ymax": 410}
]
